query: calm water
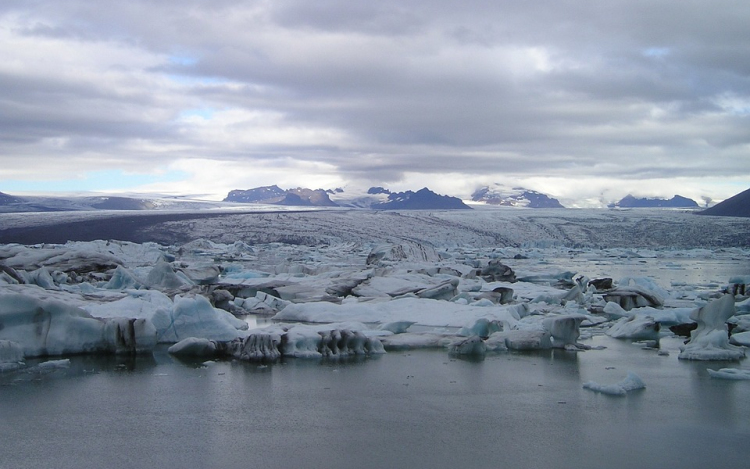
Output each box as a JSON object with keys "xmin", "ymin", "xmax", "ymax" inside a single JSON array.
[{"xmin": 2, "ymin": 335, "xmax": 749, "ymax": 469}]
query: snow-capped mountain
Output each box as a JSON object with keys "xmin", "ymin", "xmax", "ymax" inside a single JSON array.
[
  {"xmin": 224, "ymin": 186, "xmax": 338, "ymax": 207},
  {"xmin": 371, "ymin": 188, "xmax": 471, "ymax": 210},
  {"xmin": 471, "ymin": 185, "xmax": 564, "ymax": 208},
  {"xmin": 0, "ymin": 191, "xmax": 24, "ymax": 205}
]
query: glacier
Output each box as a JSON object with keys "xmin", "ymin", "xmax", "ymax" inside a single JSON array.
[{"xmin": 0, "ymin": 208, "xmax": 747, "ymax": 378}]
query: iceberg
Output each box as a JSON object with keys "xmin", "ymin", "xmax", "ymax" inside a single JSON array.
[
  {"xmin": 487, "ymin": 329, "xmax": 552, "ymax": 351},
  {"xmin": 223, "ymin": 324, "xmax": 385, "ymax": 361},
  {"xmin": 606, "ymin": 315, "xmax": 661, "ymax": 340},
  {"xmin": 583, "ymin": 372, "xmax": 645, "ymax": 396},
  {"xmin": 0, "ymin": 339, "xmax": 24, "ymax": 372},
  {"xmin": 152, "ymin": 295, "xmax": 247, "ymax": 343},
  {"xmin": 543, "ymin": 315, "xmax": 585, "ymax": 348},
  {"xmin": 449, "ymin": 336, "xmax": 487, "ymax": 356},
  {"xmin": 0, "ymin": 292, "xmax": 157, "ymax": 358},
  {"xmin": 168, "ymin": 337, "xmax": 219, "ymax": 357},
  {"xmin": 679, "ymin": 295, "xmax": 745, "ymax": 361}
]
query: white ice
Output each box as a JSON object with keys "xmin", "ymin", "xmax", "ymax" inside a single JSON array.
[
  {"xmin": 0, "ymin": 291, "xmax": 157, "ymax": 357},
  {"xmin": 707, "ymin": 368, "xmax": 750, "ymax": 380},
  {"xmin": 679, "ymin": 295, "xmax": 745, "ymax": 361},
  {"xmin": 583, "ymin": 372, "xmax": 646, "ymax": 396}
]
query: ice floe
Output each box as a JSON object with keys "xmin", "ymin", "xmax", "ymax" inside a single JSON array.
[{"xmin": 583, "ymin": 372, "xmax": 646, "ymax": 395}]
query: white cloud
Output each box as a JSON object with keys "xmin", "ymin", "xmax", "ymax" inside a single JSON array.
[{"xmin": 0, "ymin": 1, "xmax": 748, "ymax": 206}]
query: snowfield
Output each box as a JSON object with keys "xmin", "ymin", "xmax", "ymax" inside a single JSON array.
[{"xmin": 1, "ymin": 207, "xmax": 749, "ymax": 371}]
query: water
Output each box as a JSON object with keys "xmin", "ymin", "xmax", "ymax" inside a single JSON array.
[{"xmin": 2, "ymin": 336, "xmax": 749, "ymax": 469}]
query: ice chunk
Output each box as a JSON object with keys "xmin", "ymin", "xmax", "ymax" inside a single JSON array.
[
  {"xmin": 104, "ymin": 266, "xmax": 143, "ymax": 290},
  {"xmin": 152, "ymin": 295, "xmax": 245, "ymax": 343},
  {"xmin": 449, "ymin": 336, "xmax": 487, "ymax": 356},
  {"xmin": 274, "ymin": 297, "xmax": 523, "ymax": 329},
  {"xmin": 583, "ymin": 372, "xmax": 645, "ymax": 396},
  {"xmin": 145, "ymin": 260, "xmax": 193, "ymax": 290},
  {"xmin": 603, "ymin": 301, "xmax": 630, "ymax": 319},
  {"xmin": 0, "ymin": 292, "xmax": 157, "ymax": 357},
  {"xmin": 532, "ymin": 285, "xmax": 583, "ymax": 305},
  {"xmin": 603, "ymin": 287, "xmax": 663, "ymax": 310},
  {"xmin": 707, "ymin": 368, "xmax": 750, "ymax": 380},
  {"xmin": 0, "ymin": 340, "xmax": 24, "ymax": 372},
  {"xmin": 543, "ymin": 315, "xmax": 584, "ymax": 348},
  {"xmin": 730, "ymin": 331, "xmax": 750, "ymax": 347},
  {"xmin": 480, "ymin": 260, "xmax": 516, "ymax": 282},
  {"xmin": 679, "ymin": 295, "xmax": 745, "ymax": 361},
  {"xmin": 168, "ymin": 337, "xmax": 219, "ymax": 357},
  {"xmin": 19, "ymin": 267, "xmax": 57, "ymax": 289},
  {"xmin": 379, "ymin": 333, "xmax": 454, "ymax": 350},
  {"xmin": 378, "ymin": 321, "xmax": 415, "ymax": 334},
  {"xmin": 606, "ymin": 316, "xmax": 660, "ymax": 340},
  {"xmin": 459, "ymin": 318, "xmax": 505, "ymax": 338},
  {"xmin": 488, "ymin": 330, "xmax": 552, "ymax": 351},
  {"xmin": 34, "ymin": 359, "xmax": 71, "ymax": 370},
  {"xmin": 228, "ymin": 329, "xmax": 283, "ymax": 360},
  {"xmin": 416, "ymin": 279, "xmax": 459, "ymax": 300},
  {"xmin": 177, "ymin": 265, "xmax": 221, "ymax": 285},
  {"xmin": 224, "ymin": 324, "xmax": 385, "ymax": 360}
]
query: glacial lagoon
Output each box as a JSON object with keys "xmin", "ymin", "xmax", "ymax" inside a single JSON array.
[
  {"xmin": 1, "ymin": 209, "xmax": 750, "ymax": 468},
  {"xmin": 2, "ymin": 335, "xmax": 749, "ymax": 469}
]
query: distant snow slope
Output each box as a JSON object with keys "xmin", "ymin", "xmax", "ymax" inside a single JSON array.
[{"xmin": 471, "ymin": 184, "xmax": 564, "ymax": 208}]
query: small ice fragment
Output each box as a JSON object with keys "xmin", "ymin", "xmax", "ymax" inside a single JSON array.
[
  {"xmin": 707, "ymin": 368, "xmax": 750, "ymax": 380},
  {"xmin": 583, "ymin": 371, "xmax": 645, "ymax": 396}
]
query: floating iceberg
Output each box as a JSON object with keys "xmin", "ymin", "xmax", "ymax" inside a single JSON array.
[
  {"xmin": 606, "ymin": 315, "xmax": 661, "ymax": 340},
  {"xmin": 167, "ymin": 337, "xmax": 219, "ymax": 357},
  {"xmin": 152, "ymin": 295, "xmax": 247, "ymax": 343},
  {"xmin": 679, "ymin": 295, "xmax": 745, "ymax": 361},
  {"xmin": 543, "ymin": 315, "xmax": 585, "ymax": 349},
  {"xmin": 0, "ymin": 292, "xmax": 157, "ymax": 358},
  {"xmin": 0, "ymin": 339, "xmax": 24, "ymax": 371},
  {"xmin": 220, "ymin": 324, "xmax": 385, "ymax": 361},
  {"xmin": 707, "ymin": 368, "xmax": 750, "ymax": 380},
  {"xmin": 583, "ymin": 372, "xmax": 645, "ymax": 396}
]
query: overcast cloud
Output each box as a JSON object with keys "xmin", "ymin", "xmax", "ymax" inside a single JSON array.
[{"xmin": 1, "ymin": 0, "xmax": 748, "ymax": 206}]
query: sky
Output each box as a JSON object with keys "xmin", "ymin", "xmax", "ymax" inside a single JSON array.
[{"xmin": 1, "ymin": 0, "xmax": 749, "ymax": 207}]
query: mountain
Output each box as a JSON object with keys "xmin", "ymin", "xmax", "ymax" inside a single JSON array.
[
  {"xmin": 471, "ymin": 185, "xmax": 564, "ymax": 208},
  {"xmin": 367, "ymin": 187, "xmax": 391, "ymax": 195},
  {"xmin": 371, "ymin": 188, "xmax": 471, "ymax": 210},
  {"xmin": 224, "ymin": 186, "xmax": 338, "ymax": 207},
  {"xmin": 224, "ymin": 185, "xmax": 287, "ymax": 203},
  {"xmin": 0, "ymin": 191, "xmax": 24, "ymax": 205},
  {"xmin": 609, "ymin": 194, "xmax": 699, "ymax": 209},
  {"xmin": 698, "ymin": 188, "xmax": 750, "ymax": 218}
]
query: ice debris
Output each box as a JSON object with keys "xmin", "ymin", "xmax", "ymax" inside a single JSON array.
[
  {"xmin": 707, "ymin": 368, "xmax": 750, "ymax": 380},
  {"xmin": 583, "ymin": 372, "xmax": 646, "ymax": 396}
]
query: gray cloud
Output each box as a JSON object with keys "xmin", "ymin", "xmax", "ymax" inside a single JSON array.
[{"xmin": 0, "ymin": 1, "xmax": 748, "ymax": 202}]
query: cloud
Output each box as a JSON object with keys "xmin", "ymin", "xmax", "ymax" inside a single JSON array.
[{"xmin": 0, "ymin": 1, "xmax": 748, "ymax": 204}]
